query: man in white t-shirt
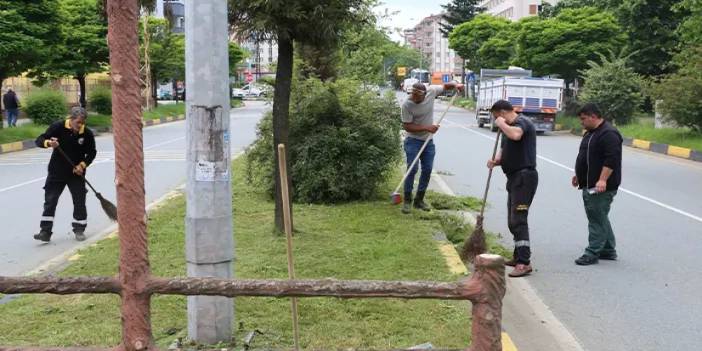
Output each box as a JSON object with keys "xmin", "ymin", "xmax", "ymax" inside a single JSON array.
[{"xmin": 400, "ymin": 82, "xmax": 462, "ymax": 214}]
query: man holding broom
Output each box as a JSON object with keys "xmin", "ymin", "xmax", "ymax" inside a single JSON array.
[
  {"xmin": 33, "ymin": 107, "xmax": 97, "ymax": 242},
  {"xmin": 487, "ymin": 100, "xmax": 538, "ymax": 277},
  {"xmin": 400, "ymin": 81, "xmax": 462, "ymax": 214}
]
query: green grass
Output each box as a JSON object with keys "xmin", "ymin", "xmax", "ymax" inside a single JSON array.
[
  {"xmin": 143, "ymin": 103, "xmax": 186, "ymax": 121},
  {"xmin": 0, "ymin": 123, "xmax": 47, "ymax": 144},
  {"xmin": 86, "ymin": 114, "xmax": 112, "ymax": 129},
  {"xmin": 618, "ymin": 121, "xmax": 702, "ymax": 151},
  {"xmin": 451, "ymin": 97, "xmax": 476, "ymax": 110},
  {"xmin": 0, "ymin": 159, "xmax": 509, "ymax": 349},
  {"xmin": 557, "ymin": 114, "xmax": 702, "ymax": 151}
]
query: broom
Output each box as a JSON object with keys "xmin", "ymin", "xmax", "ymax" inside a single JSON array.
[
  {"xmin": 460, "ymin": 130, "xmax": 502, "ymax": 262},
  {"xmin": 390, "ymin": 93, "xmax": 458, "ymax": 205},
  {"xmin": 55, "ymin": 145, "xmax": 118, "ymax": 221}
]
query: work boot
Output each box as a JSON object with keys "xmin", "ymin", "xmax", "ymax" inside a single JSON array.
[
  {"xmin": 508, "ymin": 264, "xmax": 533, "ymax": 277},
  {"xmin": 598, "ymin": 251, "xmax": 618, "ymax": 260},
  {"xmin": 413, "ymin": 191, "xmax": 431, "ymax": 211},
  {"xmin": 74, "ymin": 230, "xmax": 86, "ymax": 242},
  {"xmin": 401, "ymin": 192, "xmax": 412, "ymax": 214},
  {"xmin": 575, "ymin": 254, "xmax": 598, "ymax": 266},
  {"xmin": 33, "ymin": 230, "xmax": 52, "ymax": 242}
]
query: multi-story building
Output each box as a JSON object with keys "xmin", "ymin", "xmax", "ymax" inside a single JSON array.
[
  {"xmin": 407, "ymin": 14, "xmax": 463, "ymax": 76},
  {"xmin": 479, "ymin": 0, "xmax": 559, "ymax": 21},
  {"xmin": 155, "ymin": 0, "xmax": 185, "ymax": 33}
]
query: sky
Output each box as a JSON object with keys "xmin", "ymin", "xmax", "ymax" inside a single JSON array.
[{"xmin": 374, "ymin": 0, "xmax": 446, "ymax": 42}]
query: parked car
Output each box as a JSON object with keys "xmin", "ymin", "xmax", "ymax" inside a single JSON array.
[
  {"xmin": 232, "ymin": 83, "xmax": 269, "ymax": 98},
  {"xmin": 157, "ymin": 90, "xmax": 173, "ymax": 100}
]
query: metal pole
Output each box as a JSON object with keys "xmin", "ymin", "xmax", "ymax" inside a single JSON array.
[{"xmin": 184, "ymin": 0, "xmax": 234, "ymax": 343}]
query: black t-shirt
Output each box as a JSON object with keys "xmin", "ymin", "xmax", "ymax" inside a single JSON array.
[{"xmin": 500, "ymin": 115, "xmax": 537, "ymax": 175}]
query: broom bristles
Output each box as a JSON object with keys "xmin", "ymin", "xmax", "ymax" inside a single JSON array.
[
  {"xmin": 96, "ymin": 193, "xmax": 118, "ymax": 221},
  {"xmin": 460, "ymin": 216, "xmax": 488, "ymax": 263}
]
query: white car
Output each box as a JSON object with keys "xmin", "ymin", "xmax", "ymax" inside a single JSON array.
[{"xmin": 232, "ymin": 84, "xmax": 268, "ymax": 98}]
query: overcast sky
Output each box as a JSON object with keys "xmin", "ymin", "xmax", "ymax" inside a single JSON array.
[{"xmin": 374, "ymin": 0, "xmax": 446, "ymax": 42}]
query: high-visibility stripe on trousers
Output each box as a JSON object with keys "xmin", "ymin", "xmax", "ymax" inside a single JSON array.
[{"xmin": 40, "ymin": 176, "xmax": 87, "ymax": 234}]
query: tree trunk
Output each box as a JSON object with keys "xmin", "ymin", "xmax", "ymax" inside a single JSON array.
[
  {"xmin": 151, "ymin": 75, "xmax": 158, "ymax": 108},
  {"xmin": 0, "ymin": 75, "xmax": 5, "ymax": 130},
  {"xmin": 142, "ymin": 14, "xmax": 155, "ymax": 111},
  {"xmin": 107, "ymin": 0, "xmax": 153, "ymax": 350},
  {"xmin": 272, "ymin": 33, "xmax": 294, "ymax": 234},
  {"xmin": 173, "ymin": 79, "xmax": 179, "ymax": 104},
  {"xmin": 76, "ymin": 74, "xmax": 87, "ymax": 108}
]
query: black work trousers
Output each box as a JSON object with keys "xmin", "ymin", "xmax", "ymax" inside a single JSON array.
[
  {"xmin": 506, "ymin": 168, "xmax": 539, "ymax": 265},
  {"xmin": 40, "ymin": 175, "xmax": 88, "ymax": 235}
]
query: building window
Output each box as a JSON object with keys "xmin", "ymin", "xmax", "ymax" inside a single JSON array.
[
  {"xmin": 177, "ymin": 17, "xmax": 184, "ymax": 28},
  {"xmin": 529, "ymin": 4, "xmax": 537, "ymax": 15}
]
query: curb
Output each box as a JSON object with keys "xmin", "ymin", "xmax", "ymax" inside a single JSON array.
[
  {"xmin": 567, "ymin": 128, "xmax": 702, "ymax": 163},
  {"xmin": 0, "ymin": 114, "xmax": 186, "ymax": 156}
]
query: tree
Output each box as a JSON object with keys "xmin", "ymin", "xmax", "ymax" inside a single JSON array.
[
  {"xmin": 0, "ymin": 0, "xmax": 60, "ymax": 128},
  {"xmin": 448, "ymin": 14, "xmax": 510, "ymax": 73},
  {"xmin": 579, "ymin": 50, "xmax": 644, "ymax": 125},
  {"xmin": 32, "ymin": 0, "xmax": 109, "ymax": 108},
  {"xmin": 477, "ymin": 24, "xmax": 516, "ymax": 69},
  {"xmin": 229, "ymin": 0, "xmax": 373, "ymax": 233},
  {"xmin": 514, "ymin": 7, "xmax": 625, "ymax": 86},
  {"xmin": 229, "ymin": 41, "xmax": 246, "ymax": 78},
  {"xmin": 652, "ymin": 46, "xmax": 702, "ymax": 132},
  {"xmin": 440, "ymin": 0, "xmax": 484, "ymax": 37},
  {"xmin": 143, "ymin": 17, "xmax": 183, "ymax": 104}
]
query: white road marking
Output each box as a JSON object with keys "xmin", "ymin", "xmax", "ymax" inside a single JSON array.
[{"xmin": 443, "ymin": 118, "xmax": 702, "ymax": 224}]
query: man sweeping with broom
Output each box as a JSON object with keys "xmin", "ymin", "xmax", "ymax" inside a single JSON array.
[
  {"xmin": 34, "ymin": 107, "xmax": 97, "ymax": 242},
  {"xmin": 486, "ymin": 100, "xmax": 538, "ymax": 277}
]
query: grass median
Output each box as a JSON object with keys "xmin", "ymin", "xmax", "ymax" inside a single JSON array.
[{"xmin": 0, "ymin": 159, "xmax": 506, "ymax": 349}]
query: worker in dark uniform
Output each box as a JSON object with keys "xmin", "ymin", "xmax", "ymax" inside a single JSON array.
[
  {"xmin": 34, "ymin": 107, "xmax": 97, "ymax": 242},
  {"xmin": 487, "ymin": 100, "xmax": 539, "ymax": 277}
]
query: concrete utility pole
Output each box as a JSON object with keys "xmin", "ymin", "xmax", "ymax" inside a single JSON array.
[{"xmin": 184, "ymin": 0, "xmax": 234, "ymax": 343}]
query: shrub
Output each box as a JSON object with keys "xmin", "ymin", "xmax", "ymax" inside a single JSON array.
[
  {"xmin": 246, "ymin": 77, "xmax": 402, "ymax": 203},
  {"xmin": 24, "ymin": 89, "xmax": 67, "ymax": 125},
  {"xmin": 89, "ymin": 87, "xmax": 112, "ymax": 115},
  {"xmin": 651, "ymin": 47, "xmax": 702, "ymax": 132},
  {"xmin": 579, "ymin": 50, "xmax": 644, "ymax": 125}
]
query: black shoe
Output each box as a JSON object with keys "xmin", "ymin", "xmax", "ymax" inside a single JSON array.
[
  {"xmin": 74, "ymin": 231, "xmax": 86, "ymax": 242},
  {"xmin": 33, "ymin": 230, "xmax": 52, "ymax": 242},
  {"xmin": 575, "ymin": 254, "xmax": 598, "ymax": 266},
  {"xmin": 413, "ymin": 191, "xmax": 431, "ymax": 212},
  {"xmin": 401, "ymin": 192, "xmax": 412, "ymax": 214},
  {"xmin": 598, "ymin": 252, "xmax": 618, "ymax": 260}
]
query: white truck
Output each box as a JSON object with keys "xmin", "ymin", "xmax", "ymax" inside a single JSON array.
[
  {"xmin": 476, "ymin": 69, "xmax": 564, "ymax": 132},
  {"xmin": 402, "ymin": 68, "xmax": 430, "ymax": 93}
]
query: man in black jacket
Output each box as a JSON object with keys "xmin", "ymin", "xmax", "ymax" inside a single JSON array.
[
  {"xmin": 3, "ymin": 88, "xmax": 20, "ymax": 127},
  {"xmin": 34, "ymin": 107, "xmax": 97, "ymax": 242},
  {"xmin": 487, "ymin": 100, "xmax": 539, "ymax": 277},
  {"xmin": 572, "ymin": 103, "xmax": 623, "ymax": 265}
]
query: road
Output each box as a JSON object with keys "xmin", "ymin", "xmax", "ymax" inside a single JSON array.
[
  {"xmin": 417, "ymin": 94, "xmax": 702, "ymax": 350},
  {"xmin": 0, "ymin": 101, "xmax": 267, "ymax": 276}
]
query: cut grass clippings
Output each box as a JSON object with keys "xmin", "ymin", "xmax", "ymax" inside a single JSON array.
[{"xmin": 0, "ymin": 159, "xmax": 506, "ymax": 349}]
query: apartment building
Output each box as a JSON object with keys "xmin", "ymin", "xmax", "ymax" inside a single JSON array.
[
  {"xmin": 479, "ymin": 0, "xmax": 560, "ymax": 21},
  {"xmin": 406, "ymin": 14, "xmax": 463, "ymax": 75}
]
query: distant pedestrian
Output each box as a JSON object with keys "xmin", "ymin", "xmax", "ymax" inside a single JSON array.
[
  {"xmin": 3, "ymin": 88, "xmax": 21, "ymax": 127},
  {"xmin": 400, "ymin": 81, "xmax": 462, "ymax": 214},
  {"xmin": 487, "ymin": 100, "xmax": 538, "ymax": 278},
  {"xmin": 33, "ymin": 107, "xmax": 97, "ymax": 242},
  {"xmin": 572, "ymin": 103, "xmax": 623, "ymax": 265}
]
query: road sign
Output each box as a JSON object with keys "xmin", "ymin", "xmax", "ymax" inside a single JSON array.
[
  {"xmin": 245, "ymin": 73, "xmax": 253, "ymax": 83},
  {"xmin": 442, "ymin": 74, "xmax": 451, "ymax": 83},
  {"xmin": 397, "ymin": 67, "xmax": 407, "ymax": 76}
]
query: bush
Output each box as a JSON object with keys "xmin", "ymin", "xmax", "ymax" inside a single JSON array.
[
  {"xmin": 24, "ymin": 89, "xmax": 68, "ymax": 125},
  {"xmin": 651, "ymin": 47, "xmax": 702, "ymax": 132},
  {"xmin": 246, "ymin": 77, "xmax": 402, "ymax": 203},
  {"xmin": 579, "ymin": 50, "xmax": 644, "ymax": 125},
  {"xmin": 89, "ymin": 87, "xmax": 112, "ymax": 115}
]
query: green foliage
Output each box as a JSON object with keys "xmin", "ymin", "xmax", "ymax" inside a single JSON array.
[
  {"xmin": 229, "ymin": 41, "xmax": 246, "ymax": 77},
  {"xmin": 448, "ymin": 14, "xmax": 511, "ymax": 72},
  {"xmin": 579, "ymin": 50, "xmax": 643, "ymax": 125},
  {"xmin": 425, "ymin": 191, "xmax": 483, "ymax": 212},
  {"xmin": 246, "ymin": 78, "xmax": 402, "ymax": 203},
  {"xmin": 477, "ymin": 24, "xmax": 517, "ymax": 69},
  {"xmin": 25, "ymin": 89, "xmax": 68, "ymax": 125},
  {"xmin": 676, "ymin": 0, "xmax": 702, "ymax": 48},
  {"xmin": 652, "ymin": 47, "xmax": 702, "ymax": 132},
  {"xmin": 89, "ymin": 87, "xmax": 112, "ymax": 115},
  {"xmin": 0, "ymin": 0, "xmax": 60, "ymax": 82},
  {"xmin": 30, "ymin": 0, "xmax": 108, "ymax": 82},
  {"xmin": 440, "ymin": 0, "xmax": 485, "ymax": 37},
  {"xmin": 142, "ymin": 17, "xmax": 184, "ymax": 83},
  {"xmin": 514, "ymin": 7, "xmax": 626, "ymax": 83}
]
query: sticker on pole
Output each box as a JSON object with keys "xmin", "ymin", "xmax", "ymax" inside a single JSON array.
[{"xmin": 195, "ymin": 161, "xmax": 216, "ymax": 181}]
